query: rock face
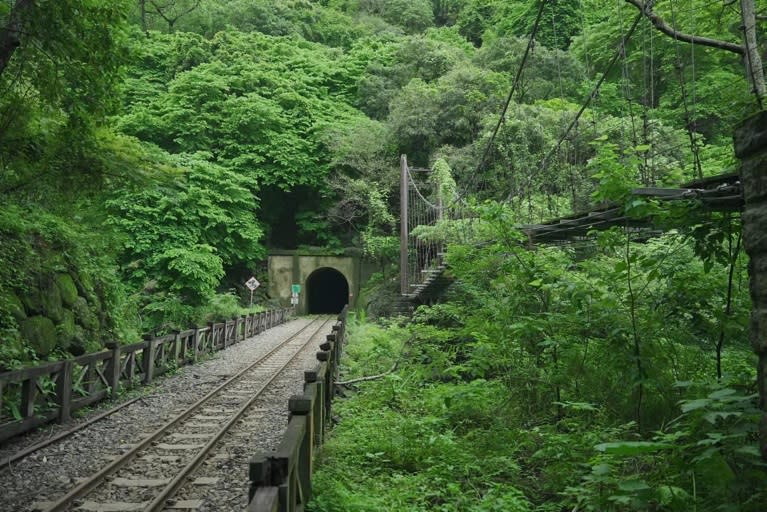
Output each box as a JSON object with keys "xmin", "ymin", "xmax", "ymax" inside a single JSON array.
[
  {"xmin": 2, "ymin": 269, "xmax": 107, "ymax": 359},
  {"xmin": 19, "ymin": 315, "xmax": 57, "ymax": 356},
  {"xmin": 735, "ymin": 110, "xmax": 767, "ymax": 461},
  {"xmin": 56, "ymin": 273, "xmax": 79, "ymax": 307}
]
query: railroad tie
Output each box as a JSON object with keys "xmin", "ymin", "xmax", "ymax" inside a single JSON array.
[{"xmin": 76, "ymin": 501, "xmax": 149, "ymax": 511}]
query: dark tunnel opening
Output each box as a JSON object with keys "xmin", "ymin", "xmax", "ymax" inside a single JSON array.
[{"xmin": 306, "ymin": 267, "xmax": 349, "ymax": 314}]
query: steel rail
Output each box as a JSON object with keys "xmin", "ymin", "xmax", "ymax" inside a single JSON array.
[
  {"xmin": 146, "ymin": 316, "xmax": 335, "ymax": 511},
  {"xmin": 0, "ymin": 396, "xmax": 143, "ymax": 471},
  {"xmin": 42, "ymin": 317, "xmax": 327, "ymax": 512}
]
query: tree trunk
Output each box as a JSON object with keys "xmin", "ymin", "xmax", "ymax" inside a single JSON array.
[
  {"xmin": 139, "ymin": 0, "xmax": 148, "ymax": 34},
  {"xmin": 0, "ymin": 0, "xmax": 33, "ymax": 78},
  {"xmin": 741, "ymin": 0, "xmax": 766, "ymax": 104}
]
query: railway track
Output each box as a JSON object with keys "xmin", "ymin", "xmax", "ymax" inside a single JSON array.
[{"xmin": 30, "ymin": 316, "xmax": 333, "ymax": 512}]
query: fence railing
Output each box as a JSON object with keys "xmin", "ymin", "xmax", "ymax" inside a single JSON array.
[
  {"xmin": 248, "ymin": 306, "xmax": 348, "ymax": 512},
  {"xmin": 0, "ymin": 308, "xmax": 292, "ymax": 444}
]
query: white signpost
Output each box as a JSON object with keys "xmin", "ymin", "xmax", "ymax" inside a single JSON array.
[
  {"xmin": 245, "ymin": 277, "xmax": 260, "ymax": 307},
  {"xmin": 290, "ymin": 283, "xmax": 300, "ymax": 307}
]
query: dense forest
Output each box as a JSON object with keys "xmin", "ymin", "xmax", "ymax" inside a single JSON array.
[{"xmin": 0, "ymin": 0, "xmax": 765, "ymax": 510}]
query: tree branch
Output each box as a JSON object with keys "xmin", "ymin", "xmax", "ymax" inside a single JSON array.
[
  {"xmin": 336, "ymin": 359, "xmax": 400, "ymax": 386},
  {"xmin": 336, "ymin": 337, "xmax": 412, "ymax": 386},
  {"xmin": 0, "ymin": 0, "xmax": 33, "ymax": 77},
  {"xmin": 148, "ymin": 0, "xmax": 201, "ymax": 29},
  {"xmin": 624, "ymin": 0, "xmax": 744, "ymax": 55}
]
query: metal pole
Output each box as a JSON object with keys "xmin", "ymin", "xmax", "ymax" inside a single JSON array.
[
  {"xmin": 250, "ymin": 289, "xmax": 254, "ymax": 308},
  {"xmin": 400, "ymin": 154, "xmax": 409, "ymax": 295}
]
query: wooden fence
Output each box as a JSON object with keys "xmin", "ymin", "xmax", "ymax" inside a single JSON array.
[
  {"xmin": 248, "ymin": 306, "xmax": 347, "ymax": 512},
  {"xmin": 0, "ymin": 308, "xmax": 292, "ymax": 444}
]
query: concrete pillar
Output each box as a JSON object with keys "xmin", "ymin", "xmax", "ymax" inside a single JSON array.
[{"xmin": 735, "ymin": 111, "xmax": 767, "ymax": 460}]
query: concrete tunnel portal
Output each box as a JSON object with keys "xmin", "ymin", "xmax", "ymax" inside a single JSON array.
[{"xmin": 306, "ymin": 267, "xmax": 349, "ymax": 314}]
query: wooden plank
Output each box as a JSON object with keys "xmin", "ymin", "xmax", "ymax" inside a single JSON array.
[
  {"xmin": 77, "ymin": 501, "xmax": 149, "ymax": 511},
  {"xmin": 143, "ymin": 338, "xmax": 157, "ymax": 384},
  {"xmin": 112, "ymin": 478, "xmax": 170, "ymax": 487},
  {"xmin": 56, "ymin": 360, "xmax": 73, "ymax": 423},
  {"xmin": 248, "ymin": 487, "xmax": 279, "ymax": 512},
  {"xmin": 21, "ymin": 377, "xmax": 36, "ymax": 419},
  {"xmin": 273, "ymin": 416, "xmax": 306, "ymax": 480},
  {"xmin": 74, "ymin": 351, "xmax": 111, "ymax": 365},
  {"xmin": 166, "ymin": 500, "xmax": 204, "ymax": 510},
  {"xmin": 0, "ymin": 361, "xmax": 65, "ymax": 383},
  {"xmin": 71, "ymin": 390, "xmax": 108, "ymax": 412},
  {"xmin": 0, "ymin": 410, "xmax": 58, "ymax": 443}
]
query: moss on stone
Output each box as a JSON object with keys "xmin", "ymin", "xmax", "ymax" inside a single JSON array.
[
  {"xmin": 73, "ymin": 296, "xmax": 100, "ymax": 330},
  {"xmin": 57, "ymin": 310, "xmax": 77, "ymax": 351},
  {"xmin": 40, "ymin": 279, "xmax": 64, "ymax": 323},
  {"xmin": 20, "ymin": 315, "xmax": 57, "ymax": 356},
  {"xmin": 20, "ymin": 288, "xmax": 44, "ymax": 315},
  {"xmin": 70, "ymin": 325, "xmax": 88, "ymax": 356},
  {"xmin": 56, "ymin": 273, "xmax": 79, "ymax": 306},
  {"xmin": 6, "ymin": 293, "xmax": 26, "ymax": 322}
]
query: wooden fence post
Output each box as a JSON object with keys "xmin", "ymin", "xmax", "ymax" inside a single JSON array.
[
  {"xmin": 173, "ymin": 331, "xmax": 183, "ymax": 365},
  {"xmin": 105, "ymin": 342, "xmax": 121, "ymax": 396},
  {"xmin": 207, "ymin": 322, "xmax": 216, "ymax": 351},
  {"xmin": 142, "ymin": 336, "xmax": 157, "ymax": 384},
  {"xmin": 249, "ymin": 455, "xmax": 271, "ymax": 502},
  {"xmin": 304, "ymin": 371, "xmax": 323, "ymax": 446},
  {"xmin": 288, "ymin": 395, "xmax": 314, "ymax": 503},
  {"xmin": 56, "ymin": 360, "xmax": 73, "ymax": 423},
  {"xmin": 192, "ymin": 328, "xmax": 200, "ymax": 362}
]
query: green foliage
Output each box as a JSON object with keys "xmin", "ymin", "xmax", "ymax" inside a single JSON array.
[
  {"xmin": 313, "ymin": 192, "xmax": 757, "ymax": 511},
  {"xmin": 310, "ymin": 318, "xmax": 532, "ymax": 512},
  {"xmin": 0, "ymin": 203, "xmax": 137, "ymax": 366},
  {"xmin": 106, "ymin": 153, "xmax": 263, "ymax": 330}
]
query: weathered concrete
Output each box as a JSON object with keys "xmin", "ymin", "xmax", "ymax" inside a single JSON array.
[
  {"xmin": 268, "ymin": 249, "xmax": 374, "ymax": 314},
  {"xmin": 736, "ymin": 110, "xmax": 767, "ymax": 460}
]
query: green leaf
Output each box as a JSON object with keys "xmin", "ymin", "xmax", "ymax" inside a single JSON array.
[
  {"xmin": 735, "ymin": 445, "xmax": 761, "ymax": 457},
  {"xmin": 680, "ymin": 398, "xmax": 712, "ymax": 413},
  {"xmin": 703, "ymin": 411, "xmax": 742, "ymax": 424},
  {"xmin": 618, "ymin": 479, "xmax": 651, "ymax": 492},
  {"xmin": 594, "ymin": 441, "xmax": 673, "ymax": 455},
  {"xmin": 591, "ymin": 463, "xmax": 612, "ymax": 476}
]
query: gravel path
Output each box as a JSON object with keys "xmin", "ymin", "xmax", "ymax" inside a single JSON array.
[{"xmin": 0, "ymin": 317, "xmax": 329, "ymax": 512}]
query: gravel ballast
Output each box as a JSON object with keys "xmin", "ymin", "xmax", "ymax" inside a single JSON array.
[{"xmin": 0, "ymin": 317, "xmax": 332, "ymax": 512}]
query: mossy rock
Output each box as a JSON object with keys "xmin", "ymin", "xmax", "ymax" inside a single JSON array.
[
  {"xmin": 19, "ymin": 315, "xmax": 57, "ymax": 356},
  {"xmin": 5, "ymin": 293, "xmax": 26, "ymax": 322},
  {"xmin": 21, "ymin": 277, "xmax": 65, "ymax": 322},
  {"xmin": 56, "ymin": 273, "xmax": 79, "ymax": 306},
  {"xmin": 70, "ymin": 325, "xmax": 89, "ymax": 356},
  {"xmin": 74, "ymin": 272, "xmax": 96, "ymax": 302},
  {"xmin": 73, "ymin": 297, "xmax": 100, "ymax": 330},
  {"xmin": 41, "ymin": 280, "xmax": 64, "ymax": 323},
  {"xmin": 73, "ymin": 324, "xmax": 102, "ymax": 356},
  {"xmin": 56, "ymin": 310, "xmax": 77, "ymax": 351},
  {"xmin": 20, "ymin": 288, "xmax": 44, "ymax": 315}
]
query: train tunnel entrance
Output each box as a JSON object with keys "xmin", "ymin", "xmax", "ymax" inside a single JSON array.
[{"xmin": 306, "ymin": 267, "xmax": 349, "ymax": 314}]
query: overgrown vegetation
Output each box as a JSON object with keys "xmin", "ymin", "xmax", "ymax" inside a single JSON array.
[
  {"xmin": 0, "ymin": 1, "xmax": 764, "ymax": 506},
  {"xmin": 312, "ymin": 213, "xmax": 763, "ymax": 510}
]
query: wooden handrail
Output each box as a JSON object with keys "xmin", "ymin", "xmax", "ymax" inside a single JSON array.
[
  {"xmin": 0, "ymin": 308, "xmax": 294, "ymax": 444},
  {"xmin": 248, "ymin": 305, "xmax": 348, "ymax": 511}
]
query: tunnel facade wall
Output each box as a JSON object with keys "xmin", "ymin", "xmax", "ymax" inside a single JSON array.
[{"xmin": 267, "ymin": 250, "xmax": 361, "ymax": 314}]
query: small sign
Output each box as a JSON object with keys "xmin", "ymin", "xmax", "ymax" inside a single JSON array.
[
  {"xmin": 291, "ymin": 284, "xmax": 301, "ymax": 295},
  {"xmin": 245, "ymin": 277, "xmax": 260, "ymax": 291},
  {"xmin": 290, "ymin": 296, "xmax": 299, "ymax": 305}
]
